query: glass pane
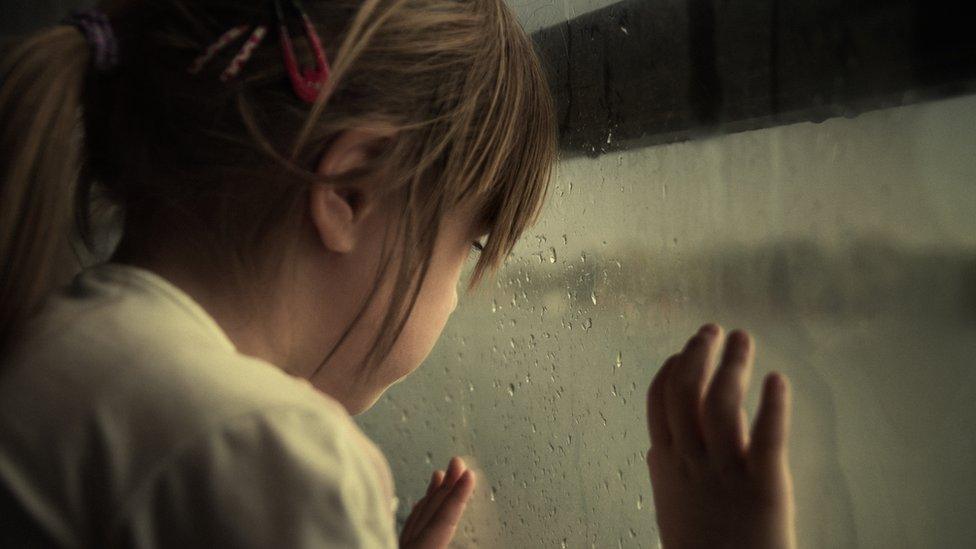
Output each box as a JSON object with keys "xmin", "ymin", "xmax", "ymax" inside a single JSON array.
[{"xmin": 358, "ymin": 93, "xmax": 976, "ymax": 548}]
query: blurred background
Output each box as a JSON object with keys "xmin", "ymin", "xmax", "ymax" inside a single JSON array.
[{"xmin": 4, "ymin": 1, "xmax": 975, "ymax": 547}]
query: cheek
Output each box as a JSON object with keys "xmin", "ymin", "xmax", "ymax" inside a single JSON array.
[
  {"xmin": 384, "ymin": 259, "xmax": 463, "ymax": 377},
  {"xmin": 411, "ymin": 266, "xmax": 460, "ymax": 344}
]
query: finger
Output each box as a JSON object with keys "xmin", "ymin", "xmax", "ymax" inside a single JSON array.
[
  {"xmin": 443, "ymin": 456, "xmax": 464, "ymax": 485},
  {"xmin": 665, "ymin": 324, "xmax": 723, "ymax": 457},
  {"xmin": 408, "ymin": 463, "xmax": 464, "ymax": 545},
  {"xmin": 748, "ymin": 372, "xmax": 792, "ymax": 474},
  {"xmin": 413, "ymin": 457, "xmax": 467, "ymax": 536},
  {"xmin": 740, "ymin": 408, "xmax": 750, "ymax": 447},
  {"xmin": 402, "ymin": 470, "xmax": 445, "ymax": 542},
  {"xmin": 414, "ymin": 470, "xmax": 476, "ymax": 549},
  {"xmin": 702, "ymin": 329, "xmax": 754, "ymax": 468},
  {"xmin": 648, "ymin": 354, "xmax": 679, "ymax": 448},
  {"xmin": 427, "ymin": 469, "xmax": 446, "ymax": 496}
]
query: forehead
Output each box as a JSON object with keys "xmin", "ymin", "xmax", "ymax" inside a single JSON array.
[{"xmin": 440, "ymin": 196, "xmax": 490, "ymax": 238}]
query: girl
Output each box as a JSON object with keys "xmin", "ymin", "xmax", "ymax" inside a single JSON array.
[{"xmin": 0, "ymin": 0, "xmax": 797, "ymax": 547}]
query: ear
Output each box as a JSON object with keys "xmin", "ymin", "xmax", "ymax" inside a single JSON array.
[{"xmin": 309, "ymin": 125, "xmax": 398, "ymax": 254}]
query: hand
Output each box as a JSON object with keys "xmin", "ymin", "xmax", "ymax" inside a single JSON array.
[
  {"xmin": 400, "ymin": 456, "xmax": 476, "ymax": 549},
  {"xmin": 646, "ymin": 324, "xmax": 797, "ymax": 549}
]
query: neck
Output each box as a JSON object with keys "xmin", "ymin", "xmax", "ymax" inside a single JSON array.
[
  {"xmin": 109, "ymin": 238, "xmax": 369, "ymax": 414},
  {"xmin": 110, "ymin": 241, "xmax": 297, "ymax": 374}
]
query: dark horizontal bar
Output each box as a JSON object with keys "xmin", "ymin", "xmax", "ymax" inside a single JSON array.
[{"xmin": 531, "ymin": 0, "xmax": 976, "ymax": 157}]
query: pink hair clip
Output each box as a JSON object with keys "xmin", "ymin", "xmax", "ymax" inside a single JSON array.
[
  {"xmin": 187, "ymin": 24, "xmax": 268, "ymax": 82},
  {"xmin": 186, "ymin": 0, "xmax": 329, "ymax": 104},
  {"xmin": 220, "ymin": 25, "xmax": 268, "ymax": 82},
  {"xmin": 187, "ymin": 25, "xmax": 247, "ymax": 75}
]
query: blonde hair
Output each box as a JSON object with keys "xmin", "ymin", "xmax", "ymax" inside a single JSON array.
[{"xmin": 0, "ymin": 0, "xmax": 557, "ymax": 373}]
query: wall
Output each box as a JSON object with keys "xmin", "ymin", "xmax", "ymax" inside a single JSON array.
[{"xmin": 357, "ymin": 93, "xmax": 976, "ymax": 548}]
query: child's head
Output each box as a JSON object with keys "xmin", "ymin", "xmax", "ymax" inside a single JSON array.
[{"xmin": 0, "ymin": 0, "xmax": 556, "ymax": 411}]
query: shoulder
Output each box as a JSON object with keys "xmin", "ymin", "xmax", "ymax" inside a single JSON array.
[
  {"xmin": 108, "ymin": 405, "xmax": 399, "ymax": 548},
  {"xmin": 0, "ymin": 265, "xmax": 397, "ymax": 546},
  {"xmin": 1, "ymin": 261, "xmax": 348, "ymax": 451}
]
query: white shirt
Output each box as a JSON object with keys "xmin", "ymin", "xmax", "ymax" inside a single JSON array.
[{"xmin": 0, "ymin": 263, "xmax": 399, "ymax": 548}]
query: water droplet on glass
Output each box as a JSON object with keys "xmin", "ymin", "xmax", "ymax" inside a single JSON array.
[
  {"xmin": 614, "ymin": 351, "xmax": 623, "ymax": 369},
  {"xmin": 548, "ymin": 247, "xmax": 558, "ymax": 263},
  {"xmin": 637, "ymin": 495, "xmax": 644, "ymax": 510},
  {"xmin": 582, "ymin": 318, "xmax": 593, "ymax": 330},
  {"xmin": 425, "ymin": 451, "xmax": 432, "ymax": 465},
  {"xmin": 491, "ymin": 299, "xmax": 498, "ymax": 313},
  {"xmin": 490, "ymin": 486, "xmax": 497, "ymax": 502},
  {"xmin": 590, "ymin": 291, "xmax": 597, "ymax": 305},
  {"xmin": 508, "ymin": 383, "xmax": 516, "ymax": 396}
]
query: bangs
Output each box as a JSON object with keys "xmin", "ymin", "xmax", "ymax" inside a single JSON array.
[
  {"xmin": 327, "ymin": 0, "xmax": 557, "ymax": 376},
  {"xmin": 459, "ymin": 21, "xmax": 557, "ymax": 289}
]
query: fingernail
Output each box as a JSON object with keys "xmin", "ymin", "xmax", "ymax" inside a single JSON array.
[{"xmin": 699, "ymin": 323, "xmax": 719, "ymax": 336}]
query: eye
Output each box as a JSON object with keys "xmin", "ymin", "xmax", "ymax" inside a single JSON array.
[{"xmin": 471, "ymin": 240, "xmax": 486, "ymax": 253}]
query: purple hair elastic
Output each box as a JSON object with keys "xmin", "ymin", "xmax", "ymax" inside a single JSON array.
[{"xmin": 63, "ymin": 9, "xmax": 119, "ymax": 72}]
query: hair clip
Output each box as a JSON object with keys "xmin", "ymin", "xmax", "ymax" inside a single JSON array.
[
  {"xmin": 187, "ymin": 0, "xmax": 329, "ymax": 104},
  {"xmin": 275, "ymin": 0, "xmax": 331, "ymax": 103},
  {"xmin": 188, "ymin": 25, "xmax": 247, "ymax": 75},
  {"xmin": 220, "ymin": 25, "xmax": 268, "ymax": 82},
  {"xmin": 188, "ymin": 23, "xmax": 268, "ymax": 82}
]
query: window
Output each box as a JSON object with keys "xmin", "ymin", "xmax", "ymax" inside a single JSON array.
[
  {"xmin": 359, "ymin": 2, "xmax": 976, "ymax": 544},
  {"xmin": 359, "ymin": 93, "xmax": 976, "ymax": 547}
]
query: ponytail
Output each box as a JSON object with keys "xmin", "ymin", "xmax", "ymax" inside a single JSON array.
[{"xmin": 0, "ymin": 27, "xmax": 90, "ymax": 355}]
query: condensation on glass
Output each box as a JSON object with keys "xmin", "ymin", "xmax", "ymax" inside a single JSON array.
[{"xmin": 358, "ymin": 93, "xmax": 976, "ymax": 548}]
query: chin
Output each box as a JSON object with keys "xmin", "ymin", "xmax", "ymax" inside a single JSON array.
[
  {"xmin": 333, "ymin": 337, "xmax": 435, "ymax": 416},
  {"xmin": 347, "ymin": 387, "xmax": 390, "ymax": 416},
  {"xmin": 345, "ymin": 359, "xmax": 425, "ymax": 416}
]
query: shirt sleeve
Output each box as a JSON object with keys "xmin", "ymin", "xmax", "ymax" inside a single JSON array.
[{"xmin": 105, "ymin": 407, "xmax": 399, "ymax": 549}]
